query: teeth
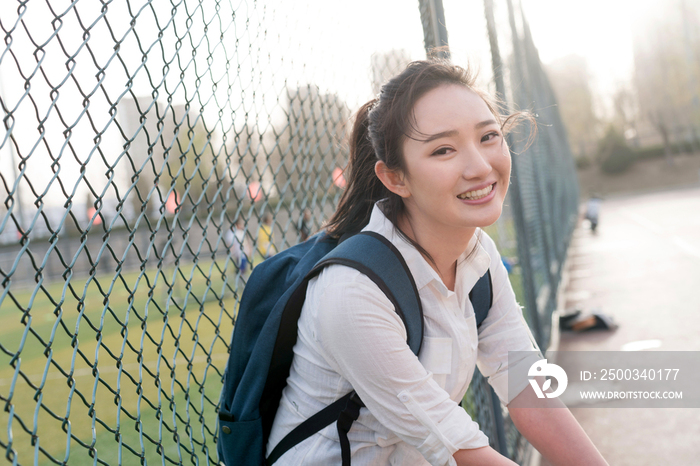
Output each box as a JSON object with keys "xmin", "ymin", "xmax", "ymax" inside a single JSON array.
[{"xmin": 458, "ymin": 184, "xmax": 494, "ymax": 200}]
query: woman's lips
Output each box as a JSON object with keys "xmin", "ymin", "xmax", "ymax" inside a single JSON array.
[{"xmin": 457, "ymin": 182, "xmax": 495, "ymax": 201}]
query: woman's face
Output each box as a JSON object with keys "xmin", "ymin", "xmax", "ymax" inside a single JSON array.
[{"xmin": 398, "ymin": 84, "xmax": 511, "ymax": 236}]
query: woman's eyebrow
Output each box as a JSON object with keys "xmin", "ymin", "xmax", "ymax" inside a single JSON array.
[
  {"xmin": 421, "ymin": 129, "xmax": 458, "ymax": 143},
  {"xmin": 420, "ymin": 119, "xmax": 499, "ymax": 143},
  {"xmin": 475, "ymin": 119, "xmax": 498, "ymax": 129}
]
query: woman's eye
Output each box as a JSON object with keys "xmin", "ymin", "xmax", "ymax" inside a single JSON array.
[
  {"xmin": 431, "ymin": 147, "xmax": 452, "ymax": 156},
  {"xmin": 481, "ymin": 131, "xmax": 501, "ymax": 143}
]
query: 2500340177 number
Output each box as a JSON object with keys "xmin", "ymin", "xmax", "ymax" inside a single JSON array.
[{"xmin": 600, "ymin": 368, "xmax": 679, "ymax": 381}]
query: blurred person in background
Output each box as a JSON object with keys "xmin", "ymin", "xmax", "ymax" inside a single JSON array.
[
  {"xmin": 256, "ymin": 212, "xmax": 276, "ymax": 261},
  {"xmin": 584, "ymin": 195, "xmax": 602, "ymax": 233},
  {"xmin": 226, "ymin": 217, "xmax": 251, "ymax": 274}
]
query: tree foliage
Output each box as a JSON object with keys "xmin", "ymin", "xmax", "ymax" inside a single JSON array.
[{"xmin": 597, "ymin": 126, "xmax": 637, "ymax": 174}]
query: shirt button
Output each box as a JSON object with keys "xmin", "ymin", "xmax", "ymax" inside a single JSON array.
[
  {"xmin": 222, "ymin": 426, "xmax": 232, "ymax": 434},
  {"xmin": 398, "ymin": 393, "xmax": 410, "ymax": 403}
]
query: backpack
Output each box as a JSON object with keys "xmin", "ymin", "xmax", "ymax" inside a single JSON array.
[{"xmin": 217, "ymin": 231, "xmax": 492, "ymax": 465}]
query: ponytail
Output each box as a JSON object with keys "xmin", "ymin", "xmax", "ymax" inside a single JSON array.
[{"xmin": 325, "ymin": 100, "xmax": 401, "ymax": 238}]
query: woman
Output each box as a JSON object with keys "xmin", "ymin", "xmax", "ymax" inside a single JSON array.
[
  {"xmin": 227, "ymin": 217, "xmax": 251, "ymax": 274},
  {"xmin": 266, "ymin": 60, "xmax": 606, "ymax": 465}
]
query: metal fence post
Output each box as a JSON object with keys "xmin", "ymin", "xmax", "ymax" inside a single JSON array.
[
  {"xmin": 418, "ymin": 0, "xmax": 450, "ymax": 58},
  {"xmin": 501, "ymin": 0, "xmax": 544, "ymax": 347}
]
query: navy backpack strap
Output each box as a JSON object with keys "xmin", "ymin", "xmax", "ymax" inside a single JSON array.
[
  {"xmin": 267, "ymin": 232, "xmax": 422, "ymax": 464},
  {"xmin": 336, "ymin": 392, "xmax": 364, "ymax": 466},
  {"xmin": 313, "ymin": 231, "xmax": 424, "ymax": 354},
  {"xmin": 265, "ymin": 391, "xmax": 353, "ymax": 465},
  {"xmin": 470, "ymin": 269, "xmax": 492, "ymax": 328}
]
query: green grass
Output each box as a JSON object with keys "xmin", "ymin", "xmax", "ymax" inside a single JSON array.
[{"xmin": 0, "ymin": 259, "xmax": 244, "ymax": 465}]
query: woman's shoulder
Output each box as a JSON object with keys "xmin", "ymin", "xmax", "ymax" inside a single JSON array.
[
  {"xmin": 306, "ymin": 264, "xmax": 399, "ymax": 318},
  {"xmin": 310, "ymin": 263, "xmax": 386, "ymax": 298},
  {"xmin": 303, "ymin": 263, "xmax": 407, "ymax": 346}
]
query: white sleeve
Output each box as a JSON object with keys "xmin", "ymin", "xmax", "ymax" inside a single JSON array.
[
  {"xmin": 475, "ymin": 234, "xmax": 543, "ymax": 404},
  {"xmin": 312, "ymin": 268, "xmax": 489, "ymax": 466}
]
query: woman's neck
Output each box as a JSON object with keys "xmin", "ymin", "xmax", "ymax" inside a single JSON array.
[{"xmin": 397, "ymin": 215, "xmax": 476, "ymax": 292}]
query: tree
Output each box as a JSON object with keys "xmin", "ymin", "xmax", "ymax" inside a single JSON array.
[
  {"xmin": 165, "ymin": 116, "xmax": 227, "ymax": 216},
  {"xmin": 632, "ymin": 0, "xmax": 700, "ymax": 161},
  {"xmin": 271, "ymin": 85, "xmax": 350, "ymax": 205},
  {"xmin": 597, "ymin": 126, "xmax": 636, "ymax": 174},
  {"xmin": 545, "ymin": 55, "xmax": 600, "ymax": 161},
  {"xmin": 612, "ymin": 85, "xmax": 639, "ymax": 146}
]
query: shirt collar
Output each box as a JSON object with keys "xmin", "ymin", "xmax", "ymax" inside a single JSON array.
[{"xmin": 361, "ymin": 202, "xmax": 491, "ymax": 297}]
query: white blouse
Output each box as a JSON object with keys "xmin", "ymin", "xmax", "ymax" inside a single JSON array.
[{"xmin": 266, "ymin": 204, "xmax": 542, "ymax": 466}]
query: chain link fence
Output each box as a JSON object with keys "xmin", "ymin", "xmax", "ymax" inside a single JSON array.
[{"xmin": 0, "ymin": 0, "xmax": 577, "ymax": 464}]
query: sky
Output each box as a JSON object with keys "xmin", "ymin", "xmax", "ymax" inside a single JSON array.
[{"xmin": 520, "ymin": 0, "xmax": 647, "ymax": 114}]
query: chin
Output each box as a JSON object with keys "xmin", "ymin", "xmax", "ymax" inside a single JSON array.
[{"xmin": 468, "ymin": 208, "xmax": 503, "ymax": 229}]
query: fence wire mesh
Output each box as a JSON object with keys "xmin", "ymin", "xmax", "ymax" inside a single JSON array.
[{"xmin": 0, "ymin": 0, "xmax": 577, "ymax": 464}]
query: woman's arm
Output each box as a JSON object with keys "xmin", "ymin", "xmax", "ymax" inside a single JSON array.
[
  {"xmin": 468, "ymin": 235, "xmax": 607, "ymax": 465},
  {"xmin": 453, "ymin": 446, "xmax": 517, "ymax": 466},
  {"xmin": 452, "ymin": 383, "xmax": 607, "ymax": 466},
  {"xmin": 508, "ymin": 382, "xmax": 608, "ymax": 466}
]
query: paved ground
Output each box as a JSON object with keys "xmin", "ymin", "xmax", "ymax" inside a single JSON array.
[{"xmin": 540, "ymin": 185, "xmax": 700, "ymax": 466}]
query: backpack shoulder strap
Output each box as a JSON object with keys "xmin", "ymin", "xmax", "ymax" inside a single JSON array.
[
  {"xmin": 470, "ymin": 269, "xmax": 493, "ymax": 328},
  {"xmin": 311, "ymin": 231, "xmax": 424, "ymax": 354}
]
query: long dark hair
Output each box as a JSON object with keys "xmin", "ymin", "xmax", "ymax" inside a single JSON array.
[{"xmin": 326, "ymin": 60, "xmax": 528, "ymax": 250}]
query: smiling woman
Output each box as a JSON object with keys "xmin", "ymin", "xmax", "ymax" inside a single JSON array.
[
  {"xmin": 264, "ymin": 60, "xmax": 607, "ymax": 466},
  {"xmin": 373, "ymin": 85, "xmax": 512, "ymax": 290}
]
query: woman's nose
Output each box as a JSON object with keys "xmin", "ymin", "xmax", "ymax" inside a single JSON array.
[{"xmin": 461, "ymin": 147, "xmax": 492, "ymax": 179}]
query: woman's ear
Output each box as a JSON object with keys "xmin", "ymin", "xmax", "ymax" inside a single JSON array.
[{"xmin": 375, "ymin": 161, "xmax": 410, "ymax": 198}]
